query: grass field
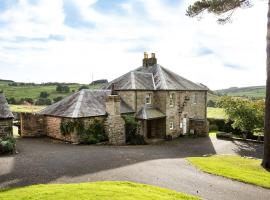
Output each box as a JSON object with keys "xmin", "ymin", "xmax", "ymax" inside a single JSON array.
[
  {"xmin": 216, "ymin": 86, "xmax": 265, "ymax": 99},
  {"xmin": 187, "ymin": 155, "xmax": 270, "ymax": 188},
  {"xmin": 0, "ymin": 181, "xmax": 200, "ymax": 200},
  {"xmin": 207, "ymin": 107, "xmax": 226, "ymax": 119},
  {"xmin": 10, "ymin": 105, "xmax": 46, "ymax": 113},
  {"xmin": 0, "ymin": 82, "xmax": 103, "ymax": 101}
]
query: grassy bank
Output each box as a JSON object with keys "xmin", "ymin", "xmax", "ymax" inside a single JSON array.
[
  {"xmin": 10, "ymin": 105, "xmax": 46, "ymax": 113},
  {"xmin": 0, "ymin": 181, "xmax": 200, "ymax": 200},
  {"xmin": 207, "ymin": 107, "xmax": 226, "ymax": 119},
  {"xmin": 187, "ymin": 155, "xmax": 270, "ymax": 188}
]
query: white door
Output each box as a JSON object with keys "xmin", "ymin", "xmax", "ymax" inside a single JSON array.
[{"xmin": 183, "ymin": 118, "xmax": 187, "ymax": 135}]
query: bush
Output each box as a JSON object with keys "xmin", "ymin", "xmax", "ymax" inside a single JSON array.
[
  {"xmin": 35, "ymin": 98, "xmax": 52, "ymax": 105},
  {"xmin": 40, "ymin": 91, "xmax": 49, "ymax": 98},
  {"xmin": 53, "ymin": 96, "xmax": 63, "ymax": 103},
  {"xmin": 56, "ymin": 84, "xmax": 70, "ymax": 93},
  {"xmin": 123, "ymin": 115, "xmax": 146, "ymax": 145},
  {"xmin": 209, "ymin": 124, "xmax": 218, "ymax": 131},
  {"xmin": 78, "ymin": 85, "xmax": 89, "ymax": 91},
  {"xmin": 0, "ymin": 137, "xmax": 16, "ymax": 154},
  {"xmin": 207, "ymin": 100, "xmax": 216, "ymax": 107}
]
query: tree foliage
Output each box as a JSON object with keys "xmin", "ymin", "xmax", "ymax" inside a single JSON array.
[
  {"xmin": 186, "ymin": 0, "xmax": 252, "ymax": 23},
  {"xmin": 218, "ymin": 97, "xmax": 264, "ymax": 134}
]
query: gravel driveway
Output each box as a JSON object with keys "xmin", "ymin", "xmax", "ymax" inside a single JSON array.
[{"xmin": 0, "ymin": 136, "xmax": 269, "ymax": 200}]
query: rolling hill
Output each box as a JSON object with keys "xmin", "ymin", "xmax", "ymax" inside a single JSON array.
[{"xmin": 215, "ymin": 86, "xmax": 265, "ymax": 99}]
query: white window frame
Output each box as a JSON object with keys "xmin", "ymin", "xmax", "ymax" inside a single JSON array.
[
  {"xmin": 192, "ymin": 93, "xmax": 198, "ymax": 104},
  {"xmin": 145, "ymin": 93, "xmax": 152, "ymax": 104},
  {"xmin": 169, "ymin": 122, "xmax": 174, "ymax": 130},
  {"xmin": 169, "ymin": 93, "xmax": 175, "ymax": 107}
]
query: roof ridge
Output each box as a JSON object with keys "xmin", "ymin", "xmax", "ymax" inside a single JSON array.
[{"xmin": 71, "ymin": 90, "xmax": 85, "ymax": 118}]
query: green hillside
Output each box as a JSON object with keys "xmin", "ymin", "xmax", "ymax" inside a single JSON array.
[
  {"xmin": 216, "ymin": 86, "xmax": 265, "ymax": 99},
  {"xmin": 0, "ymin": 81, "xmax": 103, "ymax": 103}
]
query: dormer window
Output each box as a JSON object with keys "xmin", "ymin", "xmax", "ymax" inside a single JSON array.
[
  {"xmin": 145, "ymin": 93, "xmax": 152, "ymax": 104},
  {"xmin": 169, "ymin": 93, "xmax": 175, "ymax": 107}
]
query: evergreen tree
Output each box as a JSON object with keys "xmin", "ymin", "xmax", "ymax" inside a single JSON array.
[{"xmin": 186, "ymin": 0, "xmax": 270, "ymax": 169}]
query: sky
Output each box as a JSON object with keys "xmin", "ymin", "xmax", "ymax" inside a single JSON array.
[{"xmin": 0, "ymin": 0, "xmax": 267, "ymax": 90}]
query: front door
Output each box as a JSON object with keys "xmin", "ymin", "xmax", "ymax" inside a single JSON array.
[
  {"xmin": 183, "ymin": 118, "xmax": 187, "ymax": 135},
  {"xmin": 147, "ymin": 120, "xmax": 152, "ymax": 138}
]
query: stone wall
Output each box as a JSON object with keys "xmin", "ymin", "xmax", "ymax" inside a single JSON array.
[
  {"xmin": 20, "ymin": 113, "xmax": 45, "ymax": 137},
  {"xmin": 105, "ymin": 95, "xmax": 126, "ymax": 145},
  {"xmin": 0, "ymin": 119, "xmax": 13, "ymax": 138}
]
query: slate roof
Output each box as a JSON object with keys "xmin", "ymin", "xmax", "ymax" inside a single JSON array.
[
  {"xmin": 136, "ymin": 105, "xmax": 166, "ymax": 120},
  {"xmin": 104, "ymin": 64, "xmax": 208, "ymax": 91},
  {"xmin": 0, "ymin": 93, "xmax": 14, "ymax": 119},
  {"xmin": 39, "ymin": 90, "xmax": 134, "ymax": 118}
]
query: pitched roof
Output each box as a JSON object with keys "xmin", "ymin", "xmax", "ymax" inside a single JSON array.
[
  {"xmin": 104, "ymin": 64, "xmax": 208, "ymax": 91},
  {"xmin": 0, "ymin": 93, "xmax": 14, "ymax": 119},
  {"xmin": 136, "ymin": 105, "xmax": 165, "ymax": 120},
  {"xmin": 39, "ymin": 90, "xmax": 134, "ymax": 118}
]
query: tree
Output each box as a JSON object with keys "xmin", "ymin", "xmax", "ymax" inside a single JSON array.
[
  {"xmin": 186, "ymin": 0, "xmax": 270, "ymax": 169},
  {"xmin": 218, "ymin": 97, "xmax": 264, "ymax": 135},
  {"xmin": 56, "ymin": 84, "xmax": 70, "ymax": 93}
]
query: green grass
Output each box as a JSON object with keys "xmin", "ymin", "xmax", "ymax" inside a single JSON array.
[
  {"xmin": 10, "ymin": 105, "xmax": 46, "ymax": 113},
  {"xmin": 187, "ymin": 155, "xmax": 270, "ymax": 188},
  {"xmin": 0, "ymin": 82, "xmax": 103, "ymax": 101},
  {"xmin": 216, "ymin": 86, "xmax": 266, "ymax": 99},
  {"xmin": 0, "ymin": 181, "xmax": 200, "ymax": 200},
  {"xmin": 207, "ymin": 107, "xmax": 227, "ymax": 119},
  {"xmin": 208, "ymin": 131, "xmax": 217, "ymax": 137}
]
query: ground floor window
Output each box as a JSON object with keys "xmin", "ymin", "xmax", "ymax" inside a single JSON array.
[{"xmin": 169, "ymin": 122, "xmax": 174, "ymax": 130}]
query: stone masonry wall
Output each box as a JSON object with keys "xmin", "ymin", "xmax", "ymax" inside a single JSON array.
[
  {"xmin": 0, "ymin": 119, "xmax": 13, "ymax": 138},
  {"xmin": 20, "ymin": 113, "xmax": 45, "ymax": 137},
  {"xmin": 105, "ymin": 95, "xmax": 126, "ymax": 145}
]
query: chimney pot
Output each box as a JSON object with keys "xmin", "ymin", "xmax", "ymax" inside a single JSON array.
[
  {"xmin": 144, "ymin": 52, "xmax": 148, "ymax": 59},
  {"xmin": 151, "ymin": 53, "xmax": 155, "ymax": 58}
]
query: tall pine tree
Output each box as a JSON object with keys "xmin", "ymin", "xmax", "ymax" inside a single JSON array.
[{"xmin": 186, "ymin": 0, "xmax": 270, "ymax": 169}]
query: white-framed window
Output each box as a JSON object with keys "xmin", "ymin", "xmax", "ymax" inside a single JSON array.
[
  {"xmin": 192, "ymin": 93, "xmax": 198, "ymax": 104},
  {"xmin": 169, "ymin": 122, "xmax": 174, "ymax": 130},
  {"xmin": 169, "ymin": 93, "xmax": 175, "ymax": 107},
  {"xmin": 145, "ymin": 93, "xmax": 152, "ymax": 104}
]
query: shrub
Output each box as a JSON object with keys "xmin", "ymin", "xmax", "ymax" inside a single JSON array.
[
  {"xmin": 39, "ymin": 91, "xmax": 49, "ymax": 98},
  {"xmin": 78, "ymin": 85, "xmax": 89, "ymax": 91},
  {"xmin": 53, "ymin": 96, "xmax": 63, "ymax": 103},
  {"xmin": 35, "ymin": 98, "xmax": 52, "ymax": 105},
  {"xmin": 209, "ymin": 124, "xmax": 218, "ymax": 131},
  {"xmin": 207, "ymin": 100, "xmax": 216, "ymax": 107},
  {"xmin": 56, "ymin": 84, "xmax": 70, "ymax": 93},
  {"xmin": 0, "ymin": 137, "xmax": 16, "ymax": 154},
  {"xmin": 123, "ymin": 115, "xmax": 146, "ymax": 145}
]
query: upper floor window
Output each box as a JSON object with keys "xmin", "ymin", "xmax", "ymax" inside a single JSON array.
[
  {"xmin": 169, "ymin": 93, "xmax": 175, "ymax": 107},
  {"xmin": 145, "ymin": 93, "xmax": 152, "ymax": 104},
  {"xmin": 192, "ymin": 93, "xmax": 198, "ymax": 104}
]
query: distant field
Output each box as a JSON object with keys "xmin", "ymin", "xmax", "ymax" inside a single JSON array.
[
  {"xmin": 207, "ymin": 107, "xmax": 227, "ymax": 119},
  {"xmin": 216, "ymin": 86, "xmax": 265, "ymax": 99},
  {"xmin": 10, "ymin": 105, "xmax": 45, "ymax": 113},
  {"xmin": 0, "ymin": 82, "xmax": 103, "ymax": 101}
]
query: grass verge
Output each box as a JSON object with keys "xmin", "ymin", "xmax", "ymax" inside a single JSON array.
[
  {"xmin": 187, "ymin": 155, "xmax": 270, "ymax": 188},
  {"xmin": 0, "ymin": 181, "xmax": 201, "ymax": 200}
]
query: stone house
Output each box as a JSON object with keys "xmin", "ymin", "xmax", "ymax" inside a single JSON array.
[
  {"xmin": 0, "ymin": 93, "xmax": 14, "ymax": 138},
  {"xmin": 23, "ymin": 53, "xmax": 208, "ymax": 145},
  {"xmin": 104, "ymin": 53, "xmax": 208, "ymax": 139}
]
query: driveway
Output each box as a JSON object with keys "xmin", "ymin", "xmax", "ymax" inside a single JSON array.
[{"xmin": 0, "ymin": 136, "xmax": 269, "ymax": 200}]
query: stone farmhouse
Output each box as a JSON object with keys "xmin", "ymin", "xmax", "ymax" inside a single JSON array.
[
  {"xmin": 0, "ymin": 93, "xmax": 14, "ymax": 138},
  {"xmin": 21, "ymin": 53, "xmax": 208, "ymax": 145}
]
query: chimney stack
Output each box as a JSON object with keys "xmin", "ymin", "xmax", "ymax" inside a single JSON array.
[{"xmin": 143, "ymin": 52, "xmax": 157, "ymax": 67}]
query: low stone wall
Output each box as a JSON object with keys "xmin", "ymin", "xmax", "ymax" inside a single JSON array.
[
  {"xmin": 0, "ymin": 119, "xmax": 13, "ymax": 138},
  {"xmin": 189, "ymin": 118, "xmax": 209, "ymax": 136},
  {"xmin": 20, "ymin": 113, "xmax": 45, "ymax": 137}
]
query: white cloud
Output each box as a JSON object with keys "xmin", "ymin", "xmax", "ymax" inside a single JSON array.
[{"xmin": 0, "ymin": 0, "xmax": 267, "ymax": 90}]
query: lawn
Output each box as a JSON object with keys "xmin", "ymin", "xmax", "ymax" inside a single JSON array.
[
  {"xmin": 207, "ymin": 107, "xmax": 227, "ymax": 119},
  {"xmin": 0, "ymin": 181, "xmax": 200, "ymax": 200},
  {"xmin": 187, "ymin": 155, "xmax": 270, "ymax": 188},
  {"xmin": 10, "ymin": 105, "xmax": 46, "ymax": 113}
]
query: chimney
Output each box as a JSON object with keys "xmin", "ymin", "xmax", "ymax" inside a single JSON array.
[
  {"xmin": 111, "ymin": 83, "xmax": 117, "ymax": 95},
  {"xmin": 143, "ymin": 52, "xmax": 157, "ymax": 67}
]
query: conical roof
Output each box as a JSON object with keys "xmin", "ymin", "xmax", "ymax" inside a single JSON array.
[
  {"xmin": 0, "ymin": 93, "xmax": 14, "ymax": 119},
  {"xmin": 104, "ymin": 64, "xmax": 208, "ymax": 91},
  {"xmin": 39, "ymin": 89, "xmax": 134, "ymax": 118}
]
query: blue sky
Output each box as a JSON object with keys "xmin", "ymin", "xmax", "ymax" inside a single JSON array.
[{"xmin": 0, "ymin": 0, "xmax": 267, "ymax": 89}]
